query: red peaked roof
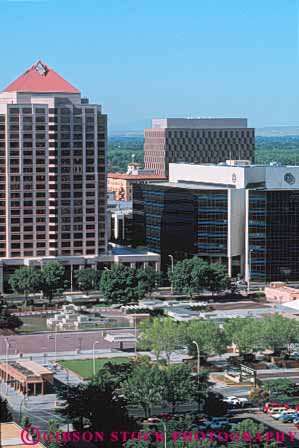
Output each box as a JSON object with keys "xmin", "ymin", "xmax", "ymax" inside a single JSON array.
[{"xmin": 3, "ymin": 60, "xmax": 80, "ymax": 94}]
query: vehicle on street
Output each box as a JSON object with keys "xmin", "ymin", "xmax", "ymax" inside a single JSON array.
[
  {"xmin": 279, "ymin": 413, "xmax": 299, "ymax": 423},
  {"xmin": 263, "ymin": 402, "xmax": 288, "ymax": 413},
  {"xmin": 223, "ymin": 396, "xmax": 249, "ymax": 407},
  {"xmin": 273, "ymin": 409, "xmax": 297, "ymax": 420}
]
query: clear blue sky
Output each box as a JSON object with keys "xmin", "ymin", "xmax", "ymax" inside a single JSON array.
[{"xmin": 1, "ymin": 0, "xmax": 298, "ymax": 130}]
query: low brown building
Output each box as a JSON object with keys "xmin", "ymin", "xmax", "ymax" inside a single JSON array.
[{"xmin": 0, "ymin": 360, "xmax": 53, "ymax": 395}]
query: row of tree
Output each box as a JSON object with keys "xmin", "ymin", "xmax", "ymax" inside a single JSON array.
[
  {"xmin": 7, "ymin": 256, "xmax": 231, "ymax": 309},
  {"xmin": 138, "ymin": 314, "xmax": 299, "ymax": 361},
  {"xmin": 7, "ymin": 263, "xmax": 159, "ymax": 306}
]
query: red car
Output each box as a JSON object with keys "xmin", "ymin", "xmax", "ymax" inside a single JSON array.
[{"xmin": 263, "ymin": 402, "xmax": 289, "ymax": 413}]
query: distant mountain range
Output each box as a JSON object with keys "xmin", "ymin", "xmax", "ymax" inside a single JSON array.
[
  {"xmin": 256, "ymin": 126, "xmax": 299, "ymax": 137},
  {"xmin": 109, "ymin": 126, "xmax": 299, "ymax": 138}
]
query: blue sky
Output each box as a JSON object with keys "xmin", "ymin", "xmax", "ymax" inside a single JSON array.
[{"xmin": 1, "ymin": 0, "xmax": 298, "ymax": 130}]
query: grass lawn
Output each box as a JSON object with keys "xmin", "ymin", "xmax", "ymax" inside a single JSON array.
[
  {"xmin": 58, "ymin": 357, "xmax": 131, "ymax": 379},
  {"xmin": 18, "ymin": 315, "xmax": 52, "ymax": 333}
]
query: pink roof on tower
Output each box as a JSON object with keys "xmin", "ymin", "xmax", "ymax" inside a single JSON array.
[{"xmin": 3, "ymin": 60, "xmax": 80, "ymax": 94}]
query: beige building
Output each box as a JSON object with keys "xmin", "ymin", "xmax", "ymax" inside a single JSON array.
[
  {"xmin": 264, "ymin": 282, "xmax": 299, "ymax": 303},
  {"xmin": 144, "ymin": 118, "xmax": 255, "ymax": 176},
  {"xmin": 108, "ymin": 163, "xmax": 166, "ymax": 200},
  {"xmin": 0, "ymin": 423, "xmax": 46, "ymax": 448},
  {"xmin": 0, "ymin": 60, "xmax": 108, "ymax": 291}
]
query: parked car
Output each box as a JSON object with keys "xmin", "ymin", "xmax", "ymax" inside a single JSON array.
[
  {"xmin": 279, "ymin": 413, "xmax": 299, "ymax": 423},
  {"xmin": 273, "ymin": 409, "xmax": 297, "ymax": 420},
  {"xmin": 223, "ymin": 396, "xmax": 249, "ymax": 407},
  {"xmin": 263, "ymin": 403, "xmax": 289, "ymax": 413},
  {"xmin": 223, "ymin": 396, "xmax": 239, "ymax": 405}
]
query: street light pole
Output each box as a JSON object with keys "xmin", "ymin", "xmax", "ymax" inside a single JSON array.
[
  {"xmin": 92, "ymin": 341, "xmax": 100, "ymax": 376},
  {"xmin": 168, "ymin": 255, "xmax": 174, "ymax": 295},
  {"xmin": 134, "ymin": 316, "xmax": 137, "ymax": 355},
  {"xmin": 5, "ymin": 337, "xmax": 9, "ymax": 394},
  {"xmin": 54, "ymin": 328, "xmax": 57, "ymax": 364},
  {"xmin": 192, "ymin": 340, "xmax": 200, "ymax": 385},
  {"xmin": 19, "ymin": 394, "xmax": 29, "ymax": 422}
]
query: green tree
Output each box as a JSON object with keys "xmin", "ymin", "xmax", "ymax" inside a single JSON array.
[
  {"xmin": 168, "ymin": 257, "xmax": 208, "ymax": 297},
  {"xmin": 46, "ymin": 420, "xmax": 63, "ymax": 448},
  {"xmin": 121, "ymin": 363, "xmax": 165, "ymax": 418},
  {"xmin": 9, "ymin": 266, "xmax": 41, "ymax": 306},
  {"xmin": 138, "ymin": 317, "xmax": 182, "ymax": 363},
  {"xmin": 201, "ymin": 263, "xmax": 231, "ymax": 294},
  {"xmin": 262, "ymin": 378, "xmax": 293, "ymax": 400},
  {"xmin": 203, "ymin": 392, "xmax": 228, "ymax": 417},
  {"xmin": 234, "ymin": 419, "xmax": 265, "ymax": 447},
  {"xmin": 100, "ymin": 264, "xmax": 155, "ymax": 305},
  {"xmin": 135, "ymin": 266, "xmax": 160, "ymax": 296},
  {"xmin": 223, "ymin": 317, "xmax": 264, "ymax": 355},
  {"xmin": 168, "ymin": 257, "xmax": 230, "ymax": 297},
  {"xmin": 57, "ymin": 382, "xmax": 136, "ymax": 438},
  {"xmin": 261, "ymin": 314, "xmax": 299, "ymax": 353},
  {"xmin": 183, "ymin": 319, "xmax": 227, "ymax": 356},
  {"xmin": 249, "ymin": 388, "xmax": 270, "ymax": 406},
  {"xmin": 162, "ymin": 364, "xmax": 195, "ymax": 414},
  {"xmin": 74, "ymin": 268, "xmax": 98, "ymax": 294},
  {"xmin": 0, "ymin": 396, "xmax": 12, "ymax": 422},
  {"xmin": 39, "ymin": 262, "xmax": 67, "ymax": 303},
  {"xmin": 92, "ymin": 360, "xmax": 135, "ymax": 389}
]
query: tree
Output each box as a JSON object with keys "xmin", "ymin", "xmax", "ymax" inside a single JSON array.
[
  {"xmin": 46, "ymin": 420, "xmax": 63, "ymax": 448},
  {"xmin": 161, "ymin": 364, "xmax": 195, "ymax": 414},
  {"xmin": 249, "ymin": 388, "xmax": 270, "ymax": 407},
  {"xmin": 57, "ymin": 382, "xmax": 136, "ymax": 438},
  {"xmin": 202, "ymin": 391, "xmax": 227, "ymax": 417},
  {"xmin": 234, "ymin": 419, "xmax": 265, "ymax": 447},
  {"xmin": 223, "ymin": 317, "xmax": 264, "ymax": 355},
  {"xmin": 183, "ymin": 320, "xmax": 227, "ymax": 357},
  {"xmin": 121, "ymin": 363, "xmax": 165, "ymax": 418},
  {"xmin": 262, "ymin": 378, "xmax": 294, "ymax": 400},
  {"xmin": 135, "ymin": 266, "xmax": 160, "ymax": 296},
  {"xmin": 168, "ymin": 257, "xmax": 208, "ymax": 298},
  {"xmin": 260, "ymin": 314, "xmax": 299, "ymax": 353},
  {"xmin": 138, "ymin": 318, "xmax": 182, "ymax": 363},
  {"xmin": 39, "ymin": 262, "xmax": 67, "ymax": 303},
  {"xmin": 100, "ymin": 264, "xmax": 155, "ymax": 305},
  {"xmin": 74, "ymin": 268, "xmax": 98, "ymax": 294},
  {"xmin": 201, "ymin": 263, "xmax": 230, "ymax": 294},
  {"xmin": 0, "ymin": 396, "xmax": 12, "ymax": 422},
  {"xmin": 9, "ymin": 267, "xmax": 41, "ymax": 306},
  {"xmin": 92, "ymin": 360, "xmax": 135, "ymax": 389},
  {"xmin": 168, "ymin": 257, "xmax": 230, "ymax": 297}
]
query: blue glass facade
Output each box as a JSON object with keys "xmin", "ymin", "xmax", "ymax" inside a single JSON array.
[
  {"xmin": 248, "ymin": 190, "xmax": 299, "ymax": 281},
  {"xmin": 133, "ymin": 184, "xmax": 228, "ymax": 270}
]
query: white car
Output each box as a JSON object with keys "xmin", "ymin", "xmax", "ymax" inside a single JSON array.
[{"xmin": 223, "ymin": 396, "xmax": 248, "ymax": 406}]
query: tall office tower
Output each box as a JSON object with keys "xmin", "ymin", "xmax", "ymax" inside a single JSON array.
[
  {"xmin": 144, "ymin": 118, "xmax": 255, "ymax": 176},
  {"xmin": 0, "ymin": 61, "xmax": 107, "ymax": 286}
]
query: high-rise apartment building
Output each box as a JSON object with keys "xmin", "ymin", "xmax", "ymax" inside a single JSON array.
[
  {"xmin": 0, "ymin": 61, "xmax": 107, "ymax": 289},
  {"xmin": 144, "ymin": 118, "xmax": 255, "ymax": 176}
]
